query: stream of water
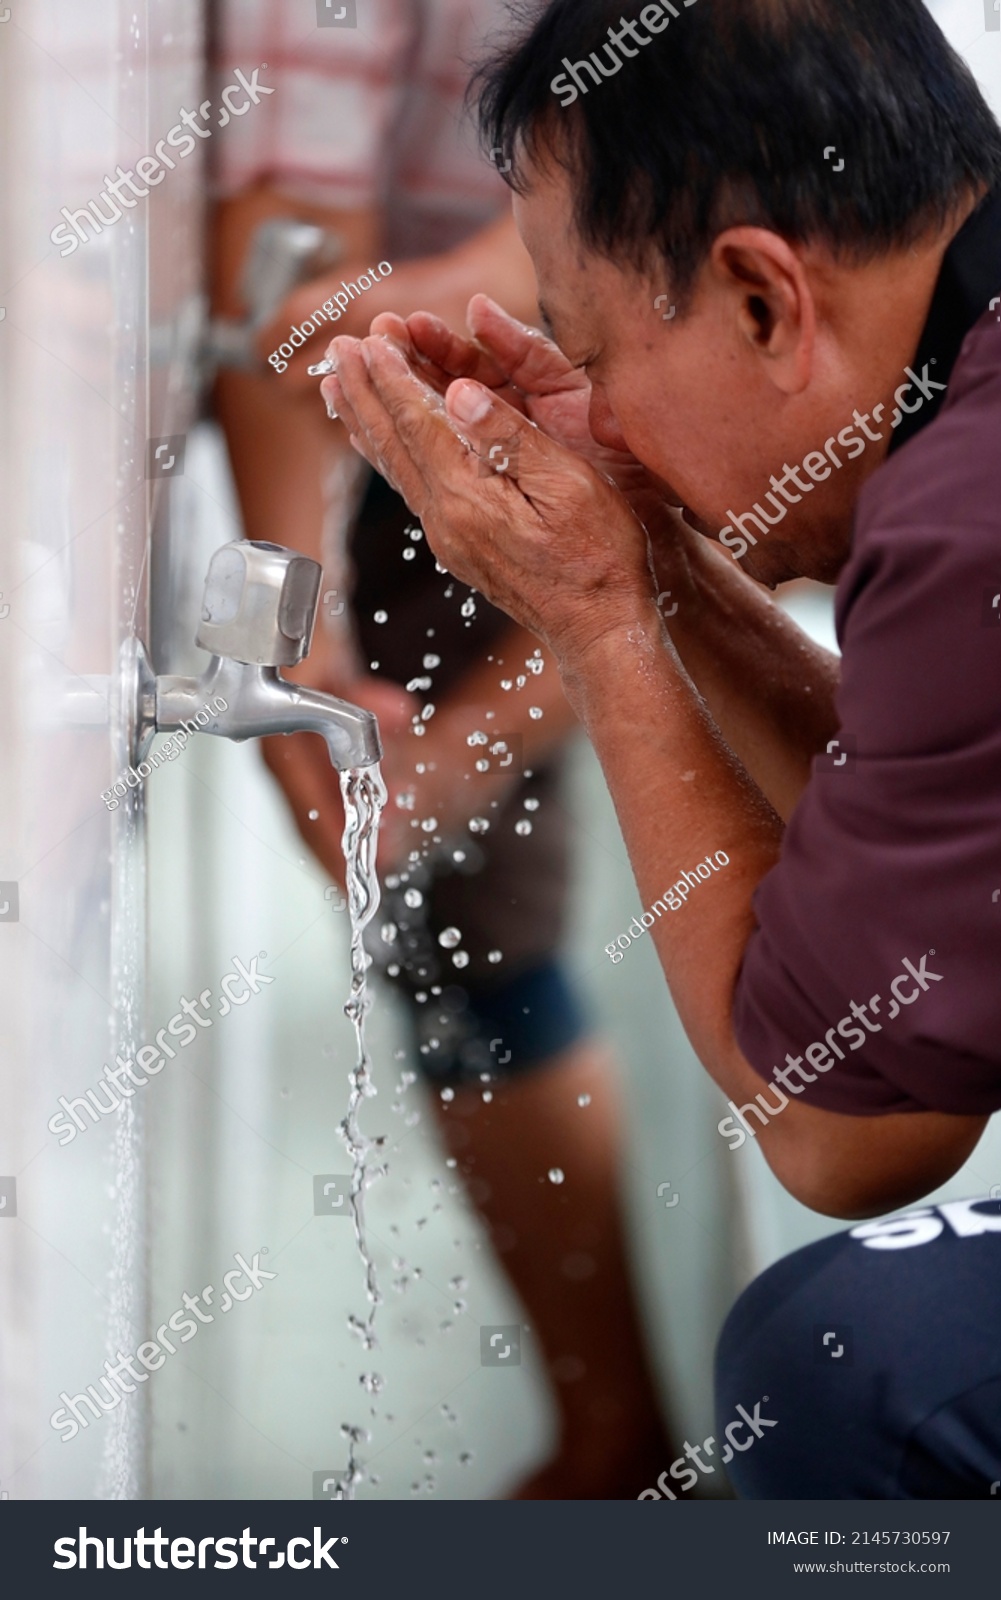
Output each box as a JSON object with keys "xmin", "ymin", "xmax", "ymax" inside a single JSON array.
[{"xmin": 336, "ymin": 761, "xmax": 389, "ymax": 1498}]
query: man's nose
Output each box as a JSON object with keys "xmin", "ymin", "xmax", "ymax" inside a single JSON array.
[{"xmin": 587, "ymin": 386, "xmax": 629, "ymax": 452}]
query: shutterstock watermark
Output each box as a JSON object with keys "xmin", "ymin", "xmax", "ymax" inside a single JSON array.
[
  {"xmin": 47, "ymin": 956, "xmax": 274, "ymax": 1145},
  {"xmin": 551, "ymin": 2, "xmax": 699, "ymax": 107},
  {"xmin": 102, "ymin": 695, "xmax": 227, "ymax": 809},
  {"xmin": 720, "ymin": 363, "xmax": 947, "ymax": 562},
  {"xmin": 50, "ymin": 1250, "xmax": 277, "ymax": 1442},
  {"xmin": 638, "ymin": 1395, "xmax": 777, "ymax": 1498},
  {"xmin": 50, "ymin": 68, "xmax": 274, "ymax": 257},
  {"xmin": 607, "ymin": 852, "xmax": 730, "ymax": 962},
  {"xmin": 53, "ymin": 1525, "xmax": 342, "ymax": 1571},
  {"xmin": 719, "ymin": 951, "xmax": 944, "ymax": 1150}
]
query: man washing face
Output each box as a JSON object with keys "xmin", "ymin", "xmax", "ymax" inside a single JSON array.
[{"xmin": 320, "ymin": 0, "xmax": 1001, "ymax": 1497}]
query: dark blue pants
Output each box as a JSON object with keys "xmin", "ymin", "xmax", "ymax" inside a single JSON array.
[{"xmin": 715, "ymin": 1196, "xmax": 1001, "ymax": 1498}]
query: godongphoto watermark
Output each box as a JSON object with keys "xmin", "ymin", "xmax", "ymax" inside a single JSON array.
[
  {"xmin": 719, "ymin": 950, "xmax": 944, "ymax": 1149},
  {"xmin": 268, "ymin": 263, "xmax": 394, "ymax": 374},
  {"xmin": 551, "ymin": 2, "xmax": 699, "ymax": 107},
  {"xmin": 607, "ymin": 852, "xmax": 730, "ymax": 962},
  {"xmin": 638, "ymin": 1395, "xmax": 777, "ymax": 1498},
  {"xmin": 720, "ymin": 363, "xmax": 947, "ymax": 561},
  {"xmin": 50, "ymin": 68, "xmax": 273, "ymax": 257},
  {"xmin": 47, "ymin": 955, "xmax": 274, "ymax": 1144},
  {"xmin": 103, "ymin": 695, "xmax": 227, "ymax": 809},
  {"xmin": 50, "ymin": 1250, "xmax": 277, "ymax": 1442}
]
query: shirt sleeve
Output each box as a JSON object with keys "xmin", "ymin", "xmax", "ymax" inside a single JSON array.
[{"xmin": 733, "ymin": 344, "xmax": 1001, "ymax": 1117}]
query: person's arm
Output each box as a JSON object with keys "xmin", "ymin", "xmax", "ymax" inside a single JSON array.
[
  {"xmin": 642, "ymin": 500, "xmax": 842, "ymax": 819},
  {"xmin": 256, "ymin": 212, "xmax": 539, "ymax": 390},
  {"xmin": 321, "ymin": 330, "xmax": 987, "ymax": 1219},
  {"xmin": 561, "ymin": 605, "xmax": 985, "ymax": 1218}
]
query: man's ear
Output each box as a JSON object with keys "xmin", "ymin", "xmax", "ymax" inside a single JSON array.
[{"xmin": 709, "ymin": 227, "xmax": 815, "ymax": 395}]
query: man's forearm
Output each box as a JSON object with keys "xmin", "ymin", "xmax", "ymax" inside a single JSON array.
[
  {"xmin": 558, "ymin": 598, "xmax": 783, "ymax": 1076},
  {"xmin": 644, "ymin": 504, "xmax": 842, "ymax": 819},
  {"xmin": 555, "ymin": 605, "xmax": 987, "ymax": 1219}
]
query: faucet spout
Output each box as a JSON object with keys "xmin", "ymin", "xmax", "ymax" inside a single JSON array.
[{"xmin": 156, "ymin": 657, "xmax": 382, "ymax": 772}]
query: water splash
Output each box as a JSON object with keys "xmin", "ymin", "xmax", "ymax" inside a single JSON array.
[{"xmin": 336, "ymin": 762, "xmax": 388, "ymax": 1498}]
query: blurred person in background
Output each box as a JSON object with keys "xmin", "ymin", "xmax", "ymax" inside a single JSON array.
[{"xmin": 209, "ymin": 0, "xmax": 675, "ymax": 1499}]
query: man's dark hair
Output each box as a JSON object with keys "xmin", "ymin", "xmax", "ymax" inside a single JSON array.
[{"xmin": 475, "ymin": 0, "xmax": 1001, "ymax": 296}]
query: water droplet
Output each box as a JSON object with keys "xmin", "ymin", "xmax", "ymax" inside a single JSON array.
[
  {"xmin": 404, "ymin": 888, "xmax": 423, "ymax": 909},
  {"xmin": 453, "ymin": 850, "xmax": 467, "ymax": 864},
  {"xmin": 438, "ymin": 927, "xmax": 462, "ymax": 949},
  {"xmin": 529, "ymin": 707, "xmax": 543, "ymax": 720},
  {"xmin": 482, "ymin": 1090, "xmax": 493, "ymax": 1103},
  {"xmin": 308, "ymin": 808, "xmax": 319, "ymax": 821},
  {"xmin": 577, "ymin": 1093, "xmax": 591, "ymax": 1108},
  {"xmin": 440, "ymin": 1086, "xmax": 455, "ymax": 1102},
  {"xmin": 402, "ymin": 547, "xmax": 416, "ymax": 560},
  {"xmin": 548, "ymin": 1167, "xmax": 565, "ymax": 1184},
  {"xmin": 380, "ymin": 923, "xmax": 398, "ymax": 943},
  {"xmin": 524, "ymin": 797, "xmax": 540, "ymax": 811},
  {"xmin": 374, "ymin": 610, "xmax": 388, "ymax": 624},
  {"xmin": 515, "ymin": 819, "xmax": 533, "ymax": 836},
  {"xmin": 516, "ymin": 675, "xmax": 527, "ymax": 689},
  {"xmin": 459, "ymin": 1451, "xmax": 474, "ymax": 1466},
  {"xmin": 469, "ymin": 817, "xmax": 490, "ymax": 835},
  {"xmin": 406, "ymin": 676, "xmax": 432, "ymax": 692},
  {"xmin": 452, "ymin": 950, "xmax": 470, "ymax": 968},
  {"xmin": 467, "ymin": 730, "xmax": 488, "ymax": 746},
  {"xmin": 420, "ymin": 817, "xmax": 438, "ymax": 832},
  {"xmin": 500, "ymin": 679, "xmax": 513, "ymax": 691},
  {"xmin": 360, "ymin": 1372, "xmax": 384, "ymax": 1394},
  {"xmin": 421, "ymin": 704, "xmax": 436, "ymax": 720},
  {"xmin": 487, "ymin": 949, "xmax": 503, "ymax": 964},
  {"xmin": 408, "ymin": 526, "xmax": 424, "ymax": 541},
  {"xmin": 387, "ymin": 963, "xmax": 401, "ymax": 976},
  {"xmin": 461, "ymin": 597, "xmax": 476, "ymax": 618},
  {"xmin": 475, "ymin": 759, "xmax": 490, "ymax": 773},
  {"xmin": 423, "ymin": 653, "xmax": 441, "ymax": 669}
]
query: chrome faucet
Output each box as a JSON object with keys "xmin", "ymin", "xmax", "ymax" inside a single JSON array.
[
  {"xmin": 129, "ymin": 541, "xmax": 381, "ymax": 771},
  {"xmin": 208, "ymin": 218, "xmax": 346, "ymax": 373}
]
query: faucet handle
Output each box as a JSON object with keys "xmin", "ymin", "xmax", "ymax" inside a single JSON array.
[{"xmin": 196, "ymin": 541, "xmax": 321, "ymax": 667}]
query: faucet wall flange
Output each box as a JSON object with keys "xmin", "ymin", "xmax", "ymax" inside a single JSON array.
[{"xmin": 120, "ymin": 637, "xmax": 158, "ymax": 768}]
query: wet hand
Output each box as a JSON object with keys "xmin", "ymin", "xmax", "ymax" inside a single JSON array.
[
  {"xmin": 320, "ymin": 332, "xmax": 656, "ymax": 662},
  {"xmin": 385, "ymin": 295, "xmax": 659, "ymax": 505}
]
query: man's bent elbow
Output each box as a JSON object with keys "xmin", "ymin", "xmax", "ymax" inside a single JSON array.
[{"xmin": 759, "ymin": 1106, "xmax": 989, "ymax": 1221}]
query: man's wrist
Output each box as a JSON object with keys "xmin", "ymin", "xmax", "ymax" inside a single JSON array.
[{"xmin": 554, "ymin": 595, "xmax": 667, "ymax": 704}]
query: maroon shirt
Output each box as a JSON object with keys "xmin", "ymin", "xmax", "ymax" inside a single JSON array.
[{"xmin": 733, "ymin": 195, "xmax": 1001, "ymax": 1117}]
